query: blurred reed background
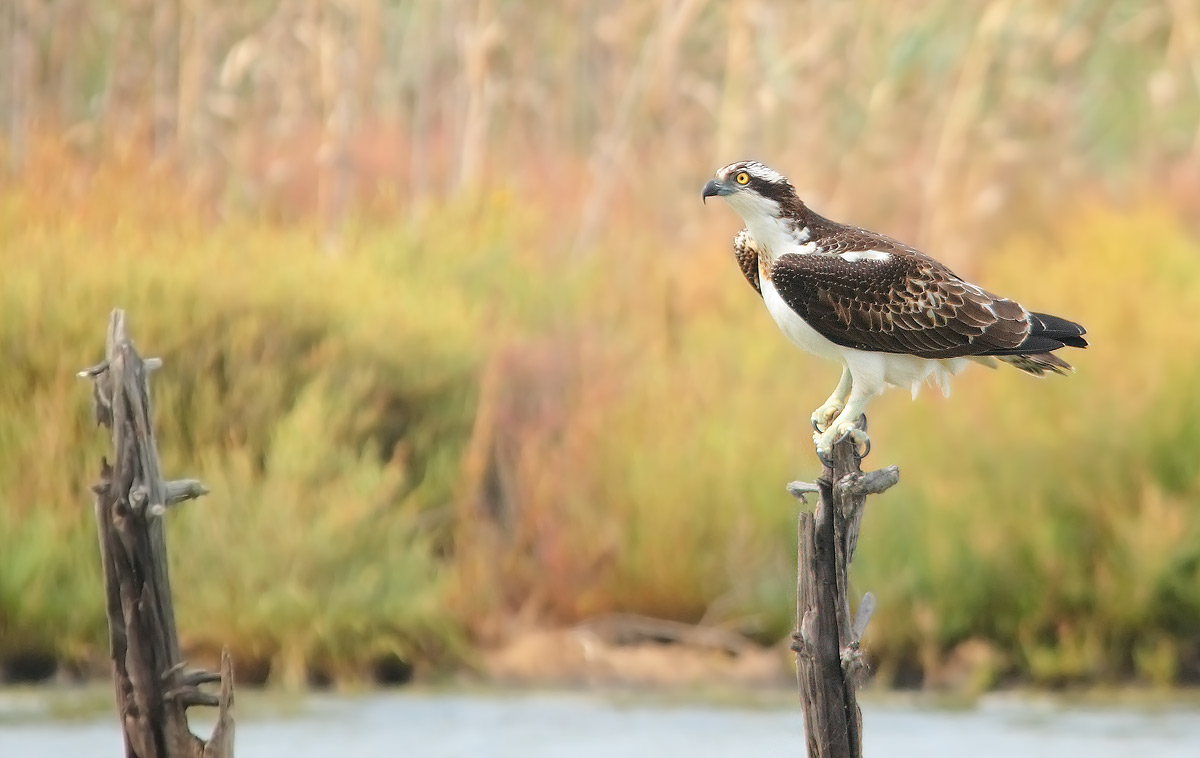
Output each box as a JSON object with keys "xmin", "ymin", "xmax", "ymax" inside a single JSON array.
[{"xmin": 1, "ymin": 0, "xmax": 1199, "ymax": 691}]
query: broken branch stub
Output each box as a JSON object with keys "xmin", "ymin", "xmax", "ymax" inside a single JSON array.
[
  {"xmin": 793, "ymin": 429, "xmax": 898, "ymax": 758},
  {"xmin": 82, "ymin": 308, "xmax": 233, "ymax": 758}
]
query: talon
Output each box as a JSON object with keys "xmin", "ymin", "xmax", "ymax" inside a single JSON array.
[
  {"xmin": 813, "ymin": 430, "xmax": 834, "ymax": 466},
  {"xmin": 842, "ymin": 426, "xmax": 871, "ymax": 458},
  {"xmin": 810, "ymin": 401, "xmax": 845, "ymax": 434},
  {"xmin": 815, "ymin": 418, "xmax": 871, "ymax": 464},
  {"xmin": 814, "ymin": 433, "xmax": 841, "ymax": 466}
]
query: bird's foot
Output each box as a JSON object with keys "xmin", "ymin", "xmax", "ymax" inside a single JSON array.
[
  {"xmin": 810, "ymin": 400, "xmax": 846, "ymax": 433},
  {"xmin": 813, "ymin": 415, "xmax": 870, "ymax": 461}
]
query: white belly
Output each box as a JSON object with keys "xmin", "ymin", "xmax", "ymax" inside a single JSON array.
[{"xmin": 760, "ymin": 275, "xmax": 970, "ymax": 396}]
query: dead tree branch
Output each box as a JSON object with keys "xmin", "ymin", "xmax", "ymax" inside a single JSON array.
[
  {"xmin": 82, "ymin": 308, "xmax": 234, "ymax": 758},
  {"xmin": 789, "ymin": 428, "xmax": 899, "ymax": 758}
]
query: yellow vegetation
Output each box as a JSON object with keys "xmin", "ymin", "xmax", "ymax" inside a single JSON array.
[{"xmin": 2, "ymin": 158, "xmax": 1198, "ymax": 687}]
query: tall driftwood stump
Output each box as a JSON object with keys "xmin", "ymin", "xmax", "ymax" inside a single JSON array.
[
  {"xmin": 81, "ymin": 309, "xmax": 234, "ymax": 758},
  {"xmin": 788, "ymin": 426, "xmax": 899, "ymax": 758}
]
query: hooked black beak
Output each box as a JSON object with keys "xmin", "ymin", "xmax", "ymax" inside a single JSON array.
[{"xmin": 701, "ymin": 179, "xmax": 722, "ymax": 204}]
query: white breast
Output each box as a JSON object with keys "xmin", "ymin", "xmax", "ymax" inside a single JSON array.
[
  {"xmin": 760, "ymin": 277, "xmax": 844, "ymax": 361},
  {"xmin": 760, "ymin": 274, "xmax": 971, "ymax": 397}
]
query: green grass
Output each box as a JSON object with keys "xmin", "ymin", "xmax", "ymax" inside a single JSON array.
[
  {"xmin": 0, "ymin": 186, "xmax": 489, "ymax": 682},
  {"xmin": 854, "ymin": 208, "xmax": 1200, "ymax": 687},
  {"xmin": 1, "ymin": 167, "xmax": 1199, "ymax": 689},
  {"xmin": 5, "ymin": 0, "xmax": 1200, "ymax": 693}
]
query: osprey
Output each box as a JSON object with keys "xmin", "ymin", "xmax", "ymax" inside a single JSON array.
[{"xmin": 702, "ymin": 160, "xmax": 1087, "ymax": 457}]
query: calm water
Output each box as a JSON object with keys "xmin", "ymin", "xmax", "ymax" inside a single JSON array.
[{"xmin": 2, "ymin": 687, "xmax": 1199, "ymax": 757}]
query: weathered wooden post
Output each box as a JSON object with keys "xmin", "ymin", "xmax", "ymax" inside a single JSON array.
[
  {"xmin": 80, "ymin": 309, "xmax": 234, "ymax": 758},
  {"xmin": 788, "ymin": 423, "xmax": 899, "ymax": 758}
]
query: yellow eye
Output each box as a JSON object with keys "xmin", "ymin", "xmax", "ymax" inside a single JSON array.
[{"xmin": 735, "ymin": 171, "xmax": 750, "ymax": 185}]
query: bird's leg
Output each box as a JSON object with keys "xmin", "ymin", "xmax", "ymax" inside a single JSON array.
[
  {"xmin": 814, "ymin": 386, "xmax": 872, "ymax": 458},
  {"xmin": 810, "ymin": 366, "xmax": 852, "ymax": 433}
]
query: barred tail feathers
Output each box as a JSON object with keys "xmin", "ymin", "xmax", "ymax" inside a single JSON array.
[{"xmin": 999, "ymin": 352, "xmax": 1074, "ymax": 377}]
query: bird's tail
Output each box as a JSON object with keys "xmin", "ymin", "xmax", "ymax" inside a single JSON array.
[
  {"xmin": 1027, "ymin": 312, "xmax": 1088, "ymax": 349},
  {"xmin": 1001, "ymin": 311, "xmax": 1086, "ymax": 376},
  {"xmin": 999, "ymin": 352, "xmax": 1074, "ymax": 376}
]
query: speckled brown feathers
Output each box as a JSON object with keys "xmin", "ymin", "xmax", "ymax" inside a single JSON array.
[
  {"xmin": 713, "ymin": 159, "xmax": 1087, "ymax": 375},
  {"xmin": 732, "ymin": 229, "xmax": 762, "ymax": 296},
  {"xmin": 801, "ymin": 222, "xmax": 920, "ymax": 258},
  {"xmin": 712, "ymin": 160, "xmax": 1087, "ymax": 386},
  {"xmin": 767, "ymin": 243, "xmax": 1087, "ymax": 366}
]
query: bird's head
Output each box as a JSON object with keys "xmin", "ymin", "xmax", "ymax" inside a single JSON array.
[
  {"xmin": 703, "ymin": 161, "xmax": 811, "ymax": 255},
  {"xmin": 702, "ymin": 161, "xmax": 800, "ymax": 219}
]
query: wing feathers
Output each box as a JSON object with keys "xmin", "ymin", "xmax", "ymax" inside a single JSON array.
[
  {"xmin": 768, "ymin": 250, "xmax": 1086, "ymax": 362},
  {"xmin": 728, "ymin": 217, "xmax": 1086, "ymax": 369}
]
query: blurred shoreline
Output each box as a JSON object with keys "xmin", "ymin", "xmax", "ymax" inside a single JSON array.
[
  {"xmin": 4, "ymin": 0, "xmax": 1200, "ymax": 699},
  {"xmin": 4, "ymin": 143, "xmax": 1200, "ymax": 693},
  {"xmin": 6, "ymin": 627, "xmax": 1200, "ymax": 700}
]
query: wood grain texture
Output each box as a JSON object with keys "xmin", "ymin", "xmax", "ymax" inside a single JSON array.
[
  {"xmin": 790, "ymin": 430, "xmax": 898, "ymax": 758},
  {"xmin": 84, "ymin": 309, "xmax": 233, "ymax": 758}
]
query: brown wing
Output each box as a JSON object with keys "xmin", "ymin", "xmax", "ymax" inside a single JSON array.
[
  {"xmin": 768, "ymin": 248, "xmax": 1038, "ymax": 358},
  {"xmin": 807, "ymin": 225, "xmax": 920, "ymax": 257},
  {"xmin": 732, "ymin": 228, "xmax": 762, "ymax": 297}
]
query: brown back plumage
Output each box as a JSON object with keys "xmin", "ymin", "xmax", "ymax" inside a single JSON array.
[
  {"xmin": 768, "ymin": 248, "xmax": 1041, "ymax": 359},
  {"xmin": 717, "ymin": 160, "xmax": 1087, "ymax": 372}
]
